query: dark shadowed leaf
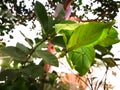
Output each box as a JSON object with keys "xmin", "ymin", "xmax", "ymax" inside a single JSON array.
[
  {"xmin": 103, "ymin": 58, "xmax": 117, "ymax": 67},
  {"xmin": 47, "ymin": 16, "xmax": 56, "ymax": 34},
  {"xmin": 21, "ymin": 62, "xmax": 44, "ymax": 78},
  {"xmin": 51, "ymin": 36, "xmax": 66, "ymax": 47},
  {"xmin": 34, "ymin": 1, "xmax": 48, "ymax": 34},
  {"xmin": 0, "ymin": 69, "xmax": 19, "ymax": 81}
]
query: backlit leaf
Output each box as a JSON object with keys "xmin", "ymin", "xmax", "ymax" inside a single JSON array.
[
  {"xmin": 68, "ymin": 47, "xmax": 95, "ymax": 76},
  {"xmin": 55, "ymin": 20, "xmax": 79, "ymax": 33},
  {"xmin": 99, "ymin": 27, "xmax": 120, "ymax": 47},
  {"xmin": 67, "ymin": 22, "xmax": 114, "ymax": 51}
]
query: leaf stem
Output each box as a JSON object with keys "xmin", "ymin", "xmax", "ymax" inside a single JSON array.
[{"xmin": 25, "ymin": 38, "xmax": 47, "ymax": 62}]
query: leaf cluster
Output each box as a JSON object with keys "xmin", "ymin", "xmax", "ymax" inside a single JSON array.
[{"xmin": 0, "ymin": 0, "xmax": 120, "ymax": 90}]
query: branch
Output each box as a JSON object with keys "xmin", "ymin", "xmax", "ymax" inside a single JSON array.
[{"xmin": 25, "ymin": 38, "xmax": 47, "ymax": 62}]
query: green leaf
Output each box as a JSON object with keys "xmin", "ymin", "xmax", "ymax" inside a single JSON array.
[
  {"xmin": 51, "ymin": 36, "xmax": 66, "ymax": 47},
  {"xmin": 68, "ymin": 47, "xmax": 95, "ymax": 76},
  {"xmin": 21, "ymin": 62, "xmax": 44, "ymax": 78},
  {"xmin": 0, "ymin": 69, "xmax": 19, "ymax": 81},
  {"xmin": 47, "ymin": 16, "xmax": 56, "ymax": 34},
  {"xmin": 34, "ymin": 1, "xmax": 48, "ymax": 34},
  {"xmin": 16, "ymin": 43, "xmax": 29, "ymax": 53},
  {"xmin": 1, "ymin": 46, "xmax": 27, "ymax": 61},
  {"xmin": 55, "ymin": 20, "xmax": 79, "ymax": 46},
  {"xmin": 99, "ymin": 27, "xmax": 120, "ymax": 47},
  {"xmin": 67, "ymin": 22, "xmax": 114, "ymax": 51},
  {"xmin": 55, "ymin": 20, "xmax": 79, "ymax": 33},
  {"xmin": 33, "ymin": 50, "xmax": 58, "ymax": 66},
  {"xmin": 12, "ymin": 77, "xmax": 28, "ymax": 90}
]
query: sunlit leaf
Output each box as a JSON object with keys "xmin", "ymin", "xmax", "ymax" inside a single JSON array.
[
  {"xmin": 55, "ymin": 20, "xmax": 79, "ymax": 33},
  {"xmin": 99, "ymin": 27, "xmax": 120, "ymax": 47},
  {"xmin": 68, "ymin": 47, "xmax": 95, "ymax": 76},
  {"xmin": 67, "ymin": 22, "xmax": 114, "ymax": 51}
]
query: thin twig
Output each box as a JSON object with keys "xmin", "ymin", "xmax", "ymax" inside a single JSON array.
[
  {"xmin": 96, "ymin": 63, "xmax": 108, "ymax": 90},
  {"xmin": 86, "ymin": 73, "xmax": 94, "ymax": 90},
  {"xmin": 59, "ymin": 60, "xmax": 91, "ymax": 90},
  {"xmin": 103, "ymin": 66, "xmax": 108, "ymax": 90}
]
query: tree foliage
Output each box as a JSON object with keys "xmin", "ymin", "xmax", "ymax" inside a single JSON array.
[{"xmin": 0, "ymin": 0, "xmax": 120, "ymax": 90}]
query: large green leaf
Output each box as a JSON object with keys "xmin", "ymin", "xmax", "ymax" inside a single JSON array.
[
  {"xmin": 1, "ymin": 46, "xmax": 28, "ymax": 61},
  {"xmin": 34, "ymin": 1, "xmax": 48, "ymax": 34},
  {"xmin": 55, "ymin": 20, "xmax": 79, "ymax": 45},
  {"xmin": 33, "ymin": 50, "xmax": 58, "ymax": 66},
  {"xmin": 67, "ymin": 22, "xmax": 114, "ymax": 51},
  {"xmin": 68, "ymin": 47, "xmax": 95, "ymax": 76},
  {"xmin": 99, "ymin": 27, "xmax": 120, "ymax": 47},
  {"xmin": 55, "ymin": 20, "xmax": 79, "ymax": 33}
]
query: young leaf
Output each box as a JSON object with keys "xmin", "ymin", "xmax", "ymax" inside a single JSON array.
[
  {"xmin": 99, "ymin": 27, "xmax": 120, "ymax": 47},
  {"xmin": 68, "ymin": 47, "xmax": 95, "ymax": 76},
  {"xmin": 34, "ymin": 1, "xmax": 48, "ymax": 34},
  {"xmin": 67, "ymin": 22, "xmax": 114, "ymax": 51},
  {"xmin": 55, "ymin": 20, "xmax": 79, "ymax": 33},
  {"xmin": 33, "ymin": 50, "xmax": 58, "ymax": 66}
]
